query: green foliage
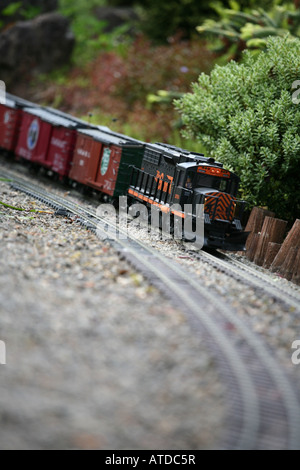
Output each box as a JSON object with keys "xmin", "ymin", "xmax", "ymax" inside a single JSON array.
[
  {"xmin": 128, "ymin": 0, "xmax": 278, "ymax": 43},
  {"xmin": 59, "ymin": 0, "xmax": 131, "ymax": 63},
  {"xmin": 1, "ymin": 2, "xmax": 22, "ymax": 17},
  {"xmin": 59, "ymin": 0, "xmax": 106, "ymax": 15},
  {"xmin": 136, "ymin": 0, "xmax": 213, "ymax": 43},
  {"xmin": 197, "ymin": 1, "xmax": 300, "ymax": 59},
  {"xmin": 19, "ymin": 4, "xmax": 42, "ymax": 20},
  {"xmin": 175, "ymin": 36, "xmax": 300, "ymax": 221},
  {"xmin": 0, "ymin": 1, "xmax": 42, "ymax": 24},
  {"xmin": 0, "ymin": 1, "xmax": 41, "ymax": 34},
  {"xmin": 105, "ymin": 0, "xmax": 137, "ymax": 5}
]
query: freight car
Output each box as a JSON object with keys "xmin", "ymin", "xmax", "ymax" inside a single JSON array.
[
  {"xmin": 0, "ymin": 93, "xmax": 249, "ymax": 251},
  {"xmin": 69, "ymin": 127, "xmax": 144, "ymax": 198},
  {"xmin": 0, "ymin": 96, "xmax": 27, "ymax": 153}
]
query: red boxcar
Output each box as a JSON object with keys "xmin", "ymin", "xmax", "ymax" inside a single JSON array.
[
  {"xmin": 0, "ymin": 98, "xmax": 23, "ymax": 152},
  {"xmin": 15, "ymin": 107, "xmax": 81, "ymax": 177},
  {"xmin": 70, "ymin": 128, "xmax": 144, "ymax": 197},
  {"xmin": 49, "ymin": 125, "xmax": 77, "ymax": 178}
]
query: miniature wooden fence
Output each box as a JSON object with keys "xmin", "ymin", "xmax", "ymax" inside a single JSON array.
[{"xmin": 241, "ymin": 207, "xmax": 300, "ymax": 285}]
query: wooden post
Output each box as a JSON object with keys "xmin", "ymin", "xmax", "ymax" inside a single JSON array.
[
  {"xmin": 263, "ymin": 242, "xmax": 281, "ymax": 269},
  {"xmin": 277, "ymin": 247, "xmax": 298, "ymax": 281},
  {"xmin": 244, "ymin": 207, "xmax": 275, "ymax": 253},
  {"xmin": 253, "ymin": 217, "xmax": 287, "ymax": 266},
  {"xmin": 271, "ymin": 220, "xmax": 300, "ymax": 273},
  {"xmin": 246, "ymin": 233, "xmax": 260, "ymax": 262},
  {"xmin": 292, "ymin": 249, "xmax": 300, "ymax": 286}
]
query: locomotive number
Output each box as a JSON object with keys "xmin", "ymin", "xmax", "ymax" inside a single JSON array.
[{"xmin": 155, "ymin": 171, "xmax": 173, "ymax": 194}]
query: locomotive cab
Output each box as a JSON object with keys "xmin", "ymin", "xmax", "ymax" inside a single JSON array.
[
  {"xmin": 173, "ymin": 162, "xmax": 249, "ymax": 250},
  {"xmin": 175, "ymin": 162, "xmax": 238, "ymax": 193},
  {"xmin": 174, "ymin": 162, "xmax": 240, "ymax": 211}
]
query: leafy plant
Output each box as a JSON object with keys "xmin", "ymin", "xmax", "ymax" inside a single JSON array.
[
  {"xmin": 0, "ymin": 2, "xmax": 22, "ymax": 29},
  {"xmin": 131, "ymin": 0, "xmax": 277, "ymax": 43},
  {"xmin": 135, "ymin": 0, "xmax": 213, "ymax": 43},
  {"xmin": 175, "ymin": 36, "xmax": 300, "ymax": 221},
  {"xmin": 1, "ymin": 2, "xmax": 22, "ymax": 17},
  {"xmin": 20, "ymin": 4, "xmax": 42, "ymax": 20},
  {"xmin": 197, "ymin": 0, "xmax": 300, "ymax": 59},
  {"xmin": 59, "ymin": 0, "xmax": 132, "ymax": 63},
  {"xmin": 0, "ymin": 1, "xmax": 42, "ymax": 25}
]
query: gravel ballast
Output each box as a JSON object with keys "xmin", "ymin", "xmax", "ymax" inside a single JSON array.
[
  {"xmin": 1, "ymin": 157, "xmax": 300, "ymax": 450},
  {"xmin": 0, "ymin": 171, "xmax": 225, "ymax": 450}
]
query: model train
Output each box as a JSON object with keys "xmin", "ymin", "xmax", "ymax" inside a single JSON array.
[{"xmin": 0, "ymin": 93, "xmax": 249, "ymax": 250}]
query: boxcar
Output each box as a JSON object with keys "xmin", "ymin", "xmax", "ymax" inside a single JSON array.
[
  {"xmin": 0, "ymin": 97, "xmax": 23, "ymax": 152},
  {"xmin": 69, "ymin": 128, "xmax": 144, "ymax": 198},
  {"xmin": 15, "ymin": 107, "xmax": 83, "ymax": 177}
]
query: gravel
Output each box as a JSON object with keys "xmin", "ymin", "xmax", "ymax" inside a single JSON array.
[
  {"xmin": 0, "ymin": 163, "xmax": 225, "ymax": 450},
  {"xmin": 1, "ymin": 156, "xmax": 300, "ymax": 449},
  {"xmin": 128, "ymin": 223, "xmax": 300, "ymax": 370}
]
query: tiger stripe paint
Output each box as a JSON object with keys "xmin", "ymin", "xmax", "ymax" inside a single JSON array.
[{"xmin": 205, "ymin": 192, "xmax": 236, "ymax": 221}]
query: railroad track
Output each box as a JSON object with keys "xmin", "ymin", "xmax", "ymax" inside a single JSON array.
[
  {"xmin": 1, "ymin": 166, "xmax": 300, "ymax": 450},
  {"xmin": 187, "ymin": 249, "xmax": 300, "ymax": 313}
]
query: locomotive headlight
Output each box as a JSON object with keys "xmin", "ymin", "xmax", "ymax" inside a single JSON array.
[{"xmin": 233, "ymin": 203, "xmax": 237, "ymax": 218}]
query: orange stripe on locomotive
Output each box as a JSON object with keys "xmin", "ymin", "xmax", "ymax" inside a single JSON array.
[{"xmin": 204, "ymin": 192, "xmax": 236, "ymax": 222}]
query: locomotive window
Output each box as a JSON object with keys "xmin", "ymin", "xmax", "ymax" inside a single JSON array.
[
  {"xmin": 196, "ymin": 175, "xmax": 211, "ymax": 187},
  {"xmin": 219, "ymin": 180, "xmax": 228, "ymax": 192},
  {"xmin": 185, "ymin": 172, "xmax": 195, "ymax": 189},
  {"xmin": 178, "ymin": 171, "xmax": 186, "ymax": 187},
  {"xmin": 195, "ymin": 174, "xmax": 229, "ymax": 192}
]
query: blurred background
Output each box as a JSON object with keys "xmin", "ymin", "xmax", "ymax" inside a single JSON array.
[{"xmin": 0, "ymin": 0, "xmax": 299, "ymax": 147}]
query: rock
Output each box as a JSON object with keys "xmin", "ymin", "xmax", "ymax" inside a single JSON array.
[
  {"xmin": 0, "ymin": 12, "xmax": 75, "ymax": 86},
  {"xmin": 94, "ymin": 6, "xmax": 139, "ymax": 33},
  {"xmin": 0, "ymin": 0, "xmax": 58, "ymax": 25}
]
